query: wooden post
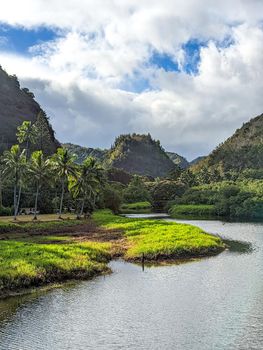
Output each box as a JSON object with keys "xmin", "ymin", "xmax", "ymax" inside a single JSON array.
[{"xmin": 142, "ymin": 253, "xmax": 145, "ymax": 271}]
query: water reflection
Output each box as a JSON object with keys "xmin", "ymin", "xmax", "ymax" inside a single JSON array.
[{"xmin": 0, "ymin": 218, "xmax": 263, "ymax": 350}]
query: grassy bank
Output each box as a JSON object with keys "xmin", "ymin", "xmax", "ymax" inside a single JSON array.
[
  {"xmin": 120, "ymin": 201, "xmax": 152, "ymax": 214},
  {"xmin": 93, "ymin": 210, "xmax": 225, "ymax": 261},
  {"xmin": 0, "ymin": 239, "xmax": 111, "ymax": 296},
  {"xmin": 169, "ymin": 204, "xmax": 216, "ymax": 218},
  {"xmin": 0, "ymin": 216, "xmax": 113, "ymax": 297},
  {"xmin": 0, "ymin": 210, "xmax": 225, "ymax": 297},
  {"xmin": 0, "ymin": 219, "xmax": 87, "ymax": 235}
]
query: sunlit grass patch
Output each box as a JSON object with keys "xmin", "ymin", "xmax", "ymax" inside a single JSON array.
[
  {"xmin": 93, "ymin": 210, "xmax": 225, "ymax": 260},
  {"xmin": 0, "ymin": 239, "xmax": 111, "ymax": 294}
]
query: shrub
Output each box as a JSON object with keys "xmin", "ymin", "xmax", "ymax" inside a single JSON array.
[
  {"xmin": 103, "ymin": 187, "xmax": 122, "ymax": 214},
  {"xmin": 169, "ymin": 204, "xmax": 216, "ymax": 217},
  {"xmin": 0, "ymin": 206, "xmax": 13, "ymax": 216},
  {"xmin": 123, "ymin": 176, "xmax": 151, "ymax": 203}
]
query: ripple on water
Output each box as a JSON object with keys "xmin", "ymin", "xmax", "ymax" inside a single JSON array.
[{"xmin": 0, "ymin": 219, "xmax": 263, "ymax": 350}]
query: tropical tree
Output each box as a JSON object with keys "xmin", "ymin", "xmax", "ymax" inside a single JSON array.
[
  {"xmin": 1, "ymin": 145, "xmax": 26, "ymax": 219},
  {"xmin": 16, "ymin": 121, "xmax": 37, "ymax": 158},
  {"xmin": 123, "ymin": 175, "xmax": 151, "ymax": 203},
  {"xmin": 50, "ymin": 148, "xmax": 76, "ymax": 218},
  {"xmin": 28, "ymin": 151, "xmax": 51, "ymax": 220},
  {"xmin": 16, "ymin": 120, "xmax": 38, "ymax": 214},
  {"xmin": 0, "ymin": 160, "xmax": 4, "ymax": 208},
  {"xmin": 69, "ymin": 157, "xmax": 105, "ymax": 217}
]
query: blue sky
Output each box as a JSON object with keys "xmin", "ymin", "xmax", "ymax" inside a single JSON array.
[{"xmin": 0, "ymin": 24, "xmax": 57, "ymax": 55}]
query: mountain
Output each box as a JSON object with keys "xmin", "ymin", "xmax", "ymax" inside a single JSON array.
[
  {"xmin": 189, "ymin": 156, "xmax": 205, "ymax": 167},
  {"xmin": 63, "ymin": 143, "xmax": 107, "ymax": 163},
  {"xmin": 166, "ymin": 152, "xmax": 189, "ymax": 169},
  {"xmin": 105, "ymin": 133, "xmax": 176, "ymax": 177},
  {"xmin": 193, "ymin": 114, "xmax": 263, "ymax": 172},
  {"xmin": 0, "ymin": 66, "xmax": 60, "ymax": 154}
]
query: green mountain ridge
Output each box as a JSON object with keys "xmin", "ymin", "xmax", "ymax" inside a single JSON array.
[
  {"xmin": 189, "ymin": 156, "xmax": 206, "ymax": 167},
  {"xmin": 0, "ymin": 66, "xmax": 60, "ymax": 155},
  {"xmin": 105, "ymin": 134, "xmax": 176, "ymax": 177},
  {"xmin": 192, "ymin": 114, "xmax": 263, "ymax": 173},
  {"xmin": 64, "ymin": 140, "xmax": 189, "ymax": 175},
  {"xmin": 62, "ymin": 143, "xmax": 107, "ymax": 164},
  {"xmin": 64, "ymin": 134, "xmax": 179, "ymax": 178}
]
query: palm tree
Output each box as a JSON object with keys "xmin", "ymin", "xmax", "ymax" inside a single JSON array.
[
  {"xmin": 50, "ymin": 148, "xmax": 76, "ymax": 218},
  {"xmin": 16, "ymin": 120, "xmax": 37, "ymax": 158},
  {"xmin": 69, "ymin": 157, "xmax": 105, "ymax": 218},
  {"xmin": 16, "ymin": 121, "xmax": 38, "ymax": 216},
  {"xmin": 0, "ymin": 160, "xmax": 4, "ymax": 208},
  {"xmin": 2, "ymin": 145, "xmax": 26, "ymax": 220},
  {"xmin": 28, "ymin": 151, "xmax": 50, "ymax": 220}
]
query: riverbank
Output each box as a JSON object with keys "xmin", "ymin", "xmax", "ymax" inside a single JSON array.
[
  {"xmin": 0, "ymin": 211, "xmax": 225, "ymax": 298},
  {"xmin": 93, "ymin": 210, "xmax": 225, "ymax": 261}
]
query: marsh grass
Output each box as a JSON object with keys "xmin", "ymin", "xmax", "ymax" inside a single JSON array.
[
  {"xmin": 0, "ymin": 219, "xmax": 86, "ymax": 234},
  {"xmin": 0, "ymin": 210, "xmax": 224, "ymax": 296},
  {"xmin": 93, "ymin": 210, "xmax": 225, "ymax": 261},
  {"xmin": 0, "ymin": 218, "xmax": 112, "ymax": 296}
]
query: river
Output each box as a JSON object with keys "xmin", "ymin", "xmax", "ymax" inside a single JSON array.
[{"xmin": 0, "ymin": 216, "xmax": 263, "ymax": 350}]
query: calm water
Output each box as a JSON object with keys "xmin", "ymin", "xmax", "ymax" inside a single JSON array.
[{"xmin": 1, "ymin": 217, "xmax": 263, "ymax": 350}]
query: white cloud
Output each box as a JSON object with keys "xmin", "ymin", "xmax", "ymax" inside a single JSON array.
[{"xmin": 0, "ymin": 1, "xmax": 263, "ymax": 159}]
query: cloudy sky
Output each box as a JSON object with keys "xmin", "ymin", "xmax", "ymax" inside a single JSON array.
[{"xmin": 0, "ymin": 0, "xmax": 263, "ymax": 160}]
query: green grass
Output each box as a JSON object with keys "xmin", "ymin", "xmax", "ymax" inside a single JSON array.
[
  {"xmin": 0, "ymin": 210, "xmax": 225, "ymax": 296},
  {"xmin": 0, "ymin": 219, "xmax": 86, "ymax": 234},
  {"xmin": 0, "ymin": 238, "xmax": 111, "ymax": 295},
  {"xmin": 93, "ymin": 210, "xmax": 224, "ymax": 261},
  {"xmin": 120, "ymin": 201, "xmax": 152, "ymax": 213},
  {"xmin": 0, "ymin": 215, "xmax": 113, "ymax": 296},
  {"xmin": 169, "ymin": 204, "xmax": 216, "ymax": 217},
  {"xmin": 0, "ymin": 213, "xmax": 77, "ymax": 222}
]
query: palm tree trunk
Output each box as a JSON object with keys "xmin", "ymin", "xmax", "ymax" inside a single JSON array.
[
  {"xmin": 0, "ymin": 176, "xmax": 2, "ymax": 208},
  {"xmin": 59, "ymin": 179, "xmax": 65, "ymax": 219},
  {"xmin": 80, "ymin": 199, "xmax": 85, "ymax": 217},
  {"xmin": 16, "ymin": 140, "xmax": 29, "ymax": 217},
  {"xmin": 13, "ymin": 183, "xmax": 17, "ymax": 220},
  {"xmin": 33, "ymin": 185, "xmax": 39, "ymax": 220},
  {"xmin": 15, "ymin": 185, "xmax": 22, "ymax": 217}
]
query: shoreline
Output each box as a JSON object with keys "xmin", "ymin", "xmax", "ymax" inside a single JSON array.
[{"xmin": 0, "ymin": 211, "xmax": 225, "ymax": 299}]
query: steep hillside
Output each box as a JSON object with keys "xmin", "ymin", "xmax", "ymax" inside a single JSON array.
[
  {"xmin": 193, "ymin": 114, "xmax": 263, "ymax": 172},
  {"xmin": 189, "ymin": 156, "xmax": 205, "ymax": 167},
  {"xmin": 105, "ymin": 134, "xmax": 176, "ymax": 177},
  {"xmin": 0, "ymin": 66, "xmax": 60, "ymax": 154},
  {"xmin": 63, "ymin": 143, "xmax": 107, "ymax": 163},
  {"xmin": 166, "ymin": 152, "xmax": 189, "ymax": 169}
]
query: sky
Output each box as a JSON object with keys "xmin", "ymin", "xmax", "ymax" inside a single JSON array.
[{"xmin": 0, "ymin": 1, "xmax": 263, "ymax": 160}]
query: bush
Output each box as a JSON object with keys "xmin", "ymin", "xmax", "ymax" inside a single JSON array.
[
  {"xmin": 169, "ymin": 204, "xmax": 216, "ymax": 217},
  {"xmin": 120, "ymin": 201, "xmax": 152, "ymax": 213},
  {"xmin": 123, "ymin": 176, "xmax": 151, "ymax": 203},
  {"xmin": 146, "ymin": 180, "xmax": 187, "ymax": 209},
  {"xmin": 0, "ymin": 206, "xmax": 13, "ymax": 216},
  {"xmin": 103, "ymin": 187, "xmax": 122, "ymax": 214}
]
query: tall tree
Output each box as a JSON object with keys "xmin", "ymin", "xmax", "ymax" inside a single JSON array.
[
  {"xmin": 51, "ymin": 148, "xmax": 76, "ymax": 218},
  {"xmin": 28, "ymin": 151, "xmax": 51, "ymax": 220},
  {"xmin": 16, "ymin": 121, "xmax": 38, "ymax": 215},
  {"xmin": 0, "ymin": 160, "xmax": 3, "ymax": 208},
  {"xmin": 2, "ymin": 145, "xmax": 26, "ymax": 220},
  {"xmin": 69, "ymin": 157, "xmax": 105, "ymax": 217},
  {"xmin": 34, "ymin": 111, "xmax": 56, "ymax": 155},
  {"xmin": 16, "ymin": 121, "xmax": 37, "ymax": 159}
]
